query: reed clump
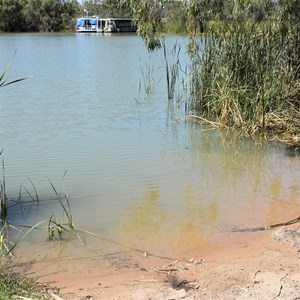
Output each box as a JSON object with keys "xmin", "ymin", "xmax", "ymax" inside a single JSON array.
[
  {"xmin": 139, "ymin": 59, "xmax": 156, "ymax": 95},
  {"xmin": 162, "ymin": 38, "xmax": 182, "ymax": 100},
  {"xmin": 189, "ymin": 21, "xmax": 300, "ymax": 145},
  {"xmin": 0, "ymin": 167, "xmax": 77, "ymax": 256}
]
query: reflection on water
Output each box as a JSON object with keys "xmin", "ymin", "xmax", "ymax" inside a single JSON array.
[
  {"xmin": 122, "ymin": 183, "xmax": 165, "ymax": 241},
  {"xmin": 0, "ymin": 33, "xmax": 299, "ymax": 260}
]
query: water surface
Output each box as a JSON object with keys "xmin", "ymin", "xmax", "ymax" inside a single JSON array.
[{"xmin": 0, "ymin": 33, "xmax": 299, "ymax": 260}]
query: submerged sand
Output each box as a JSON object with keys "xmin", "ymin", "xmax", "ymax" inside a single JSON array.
[{"xmin": 13, "ymin": 224, "xmax": 300, "ymax": 300}]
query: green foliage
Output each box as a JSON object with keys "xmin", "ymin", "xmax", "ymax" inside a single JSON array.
[
  {"xmin": 0, "ymin": 0, "xmax": 80, "ymax": 32},
  {"xmin": 101, "ymin": 0, "xmax": 131, "ymax": 17},
  {"xmin": 83, "ymin": 0, "xmax": 131, "ymax": 17},
  {"xmin": 0, "ymin": 0, "xmax": 299, "ymax": 34},
  {"xmin": 125, "ymin": 0, "xmax": 169, "ymax": 50},
  {"xmin": 0, "ymin": 0, "xmax": 27, "ymax": 32},
  {"xmin": 123, "ymin": 0, "xmax": 300, "ymax": 49}
]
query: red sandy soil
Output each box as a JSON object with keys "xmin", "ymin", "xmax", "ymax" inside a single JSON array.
[{"xmin": 13, "ymin": 225, "xmax": 300, "ymax": 300}]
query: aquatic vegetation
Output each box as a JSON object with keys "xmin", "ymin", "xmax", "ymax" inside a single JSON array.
[
  {"xmin": 0, "ymin": 156, "xmax": 45, "ymax": 256},
  {"xmin": 126, "ymin": 0, "xmax": 299, "ymax": 144},
  {"xmin": 188, "ymin": 21, "xmax": 300, "ymax": 144},
  {"xmin": 0, "ymin": 53, "xmax": 30, "ymax": 89},
  {"xmin": 0, "ymin": 164, "xmax": 78, "ymax": 256},
  {"xmin": 162, "ymin": 38, "xmax": 182, "ymax": 100},
  {"xmin": 0, "ymin": 171, "xmax": 44, "ymax": 257},
  {"xmin": 0, "ymin": 222, "xmax": 45, "ymax": 258},
  {"xmin": 134, "ymin": 18, "xmax": 299, "ymax": 144},
  {"xmin": 139, "ymin": 59, "xmax": 156, "ymax": 95},
  {"xmin": 47, "ymin": 176, "xmax": 83, "ymax": 243},
  {"xmin": 0, "ymin": 171, "xmax": 39, "ymax": 257}
]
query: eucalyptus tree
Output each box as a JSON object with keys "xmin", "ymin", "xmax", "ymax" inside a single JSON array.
[
  {"xmin": 162, "ymin": 0, "xmax": 187, "ymax": 33},
  {"xmin": 124, "ymin": 0, "xmax": 209, "ymax": 50},
  {"xmin": 101, "ymin": 0, "xmax": 131, "ymax": 17},
  {"xmin": 36, "ymin": 0, "xmax": 79, "ymax": 31},
  {"xmin": 82, "ymin": 0, "xmax": 101, "ymax": 16},
  {"xmin": 0, "ymin": 0, "xmax": 27, "ymax": 31},
  {"xmin": 0, "ymin": 0, "xmax": 79, "ymax": 32},
  {"xmin": 124, "ymin": 0, "xmax": 168, "ymax": 50},
  {"xmin": 81, "ymin": 0, "xmax": 130, "ymax": 17}
]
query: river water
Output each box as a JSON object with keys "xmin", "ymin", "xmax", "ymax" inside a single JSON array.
[{"xmin": 0, "ymin": 33, "xmax": 299, "ymax": 260}]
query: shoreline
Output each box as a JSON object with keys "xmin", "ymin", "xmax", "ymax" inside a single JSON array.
[{"xmin": 6, "ymin": 223, "xmax": 299, "ymax": 299}]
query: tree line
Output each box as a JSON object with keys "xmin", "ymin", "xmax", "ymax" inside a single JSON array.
[
  {"xmin": 125, "ymin": 0, "xmax": 299, "ymax": 50},
  {"xmin": 0, "ymin": 0, "xmax": 79, "ymax": 32},
  {"xmin": 0, "ymin": 0, "xmax": 299, "ymax": 33},
  {"xmin": 0, "ymin": 0, "xmax": 131, "ymax": 32}
]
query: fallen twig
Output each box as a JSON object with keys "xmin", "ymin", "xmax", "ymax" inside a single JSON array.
[
  {"xmin": 155, "ymin": 268, "xmax": 178, "ymax": 275},
  {"xmin": 189, "ymin": 115, "xmax": 223, "ymax": 127},
  {"xmin": 232, "ymin": 216, "xmax": 300, "ymax": 232}
]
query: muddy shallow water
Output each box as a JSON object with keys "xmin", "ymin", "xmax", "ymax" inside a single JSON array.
[{"xmin": 0, "ymin": 33, "xmax": 299, "ymax": 264}]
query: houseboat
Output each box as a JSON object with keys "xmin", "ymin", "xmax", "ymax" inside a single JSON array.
[{"xmin": 75, "ymin": 17, "xmax": 137, "ymax": 33}]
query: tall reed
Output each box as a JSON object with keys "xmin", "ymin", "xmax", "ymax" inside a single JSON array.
[
  {"xmin": 0, "ymin": 165, "xmax": 79, "ymax": 255},
  {"xmin": 0, "ymin": 171, "xmax": 46, "ymax": 256},
  {"xmin": 162, "ymin": 38, "xmax": 182, "ymax": 100},
  {"xmin": 0, "ymin": 161, "xmax": 8, "ymax": 225},
  {"xmin": 140, "ymin": 60, "xmax": 156, "ymax": 95},
  {"xmin": 189, "ymin": 21, "xmax": 300, "ymax": 143},
  {"xmin": 0, "ymin": 52, "xmax": 30, "ymax": 89}
]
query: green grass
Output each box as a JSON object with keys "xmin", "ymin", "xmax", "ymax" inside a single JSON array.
[{"xmin": 0, "ymin": 268, "xmax": 48, "ymax": 300}]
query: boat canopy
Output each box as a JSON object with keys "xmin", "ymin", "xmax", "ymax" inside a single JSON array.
[
  {"xmin": 89, "ymin": 19, "xmax": 97, "ymax": 25},
  {"xmin": 76, "ymin": 18, "xmax": 97, "ymax": 26},
  {"xmin": 76, "ymin": 19, "xmax": 84, "ymax": 26}
]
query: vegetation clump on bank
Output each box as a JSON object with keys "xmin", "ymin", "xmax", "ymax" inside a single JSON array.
[
  {"xmin": 189, "ymin": 21, "xmax": 299, "ymax": 145},
  {"xmin": 0, "ymin": 267, "xmax": 49, "ymax": 300}
]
